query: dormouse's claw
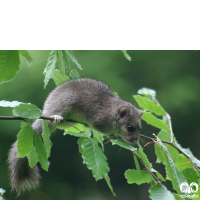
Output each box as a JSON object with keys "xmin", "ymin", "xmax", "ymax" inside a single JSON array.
[{"xmin": 50, "ymin": 115, "xmax": 63, "ymax": 123}]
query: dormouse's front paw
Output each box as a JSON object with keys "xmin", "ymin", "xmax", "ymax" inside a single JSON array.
[{"xmin": 50, "ymin": 115, "xmax": 64, "ymax": 123}]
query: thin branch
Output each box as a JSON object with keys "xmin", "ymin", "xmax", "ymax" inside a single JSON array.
[
  {"xmin": 153, "ymin": 98, "xmax": 174, "ymax": 143},
  {"xmin": 139, "ymin": 134, "xmax": 200, "ymax": 172},
  {"xmin": 132, "ymin": 152, "xmax": 161, "ymax": 184},
  {"xmin": 0, "ymin": 116, "xmax": 84, "ymax": 133}
]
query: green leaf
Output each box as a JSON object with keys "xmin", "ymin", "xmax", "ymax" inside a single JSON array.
[
  {"xmin": 134, "ymin": 95, "xmax": 165, "ymax": 116},
  {"xmin": 64, "ymin": 123, "xmax": 90, "ymax": 137},
  {"xmin": 56, "ymin": 50, "xmax": 70, "ymax": 77},
  {"xmin": 70, "ymin": 69, "xmax": 80, "ymax": 79},
  {"xmin": 42, "ymin": 120, "xmax": 52, "ymax": 158},
  {"xmin": 174, "ymin": 138, "xmax": 200, "ymax": 168},
  {"xmin": 93, "ymin": 130, "xmax": 104, "ymax": 151},
  {"xmin": 154, "ymin": 144, "xmax": 167, "ymax": 165},
  {"xmin": 27, "ymin": 145, "xmax": 38, "ymax": 168},
  {"xmin": 121, "ymin": 50, "xmax": 131, "ymax": 61},
  {"xmin": 157, "ymin": 130, "xmax": 179, "ymax": 162},
  {"xmin": 134, "ymin": 155, "xmax": 141, "ymax": 171},
  {"xmin": 155, "ymin": 136, "xmax": 187, "ymax": 193},
  {"xmin": 17, "ymin": 122, "xmax": 33, "ymax": 157},
  {"xmin": 0, "ymin": 50, "xmax": 20, "ymax": 84},
  {"xmin": 33, "ymin": 131, "xmax": 49, "ymax": 171},
  {"xmin": 151, "ymin": 169, "xmax": 166, "ymax": 182},
  {"xmin": 52, "ymin": 69, "xmax": 69, "ymax": 86},
  {"xmin": 136, "ymin": 144, "xmax": 152, "ymax": 169},
  {"xmin": 137, "ymin": 88, "xmax": 156, "ymax": 98},
  {"xmin": 111, "ymin": 139, "xmax": 137, "ymax": 152},
  {"xmin": 125, "ymin": 169, "xmax": 151, "ymax": 184},
  {"xmin": 175, "ymin": 154, "xmax": 193, "ymax": 171},
  {"xmin": 104, "ymin": 175, "xmax": 116, "ymax": 197},
  {"xmin": 81, "ymin": 137, "xmax": 109, "ymax": 181},
  {"xmin": 78, "ymin": 137, "xmax": 85, "ymax": 154},
  {"xmin": 13, "ymin": 103, "xmax": 42, "ymax": 119},
  {"xmin": 0, "ymin": 100, "xmax": 22, "ymax": 107},
  {"xmin": 43, "ymin": 50, "xmax": 57, "ymax": 88},
  {"xmin": 142, "ymin": 112, "xmax": 170, "ymax": 131},
  {"xmin": 19, "ymin": 50, "xmax": 33, "ymax": 67},
  {"xmin": 149, "ymin": 184, "xmax": 175, "ymax": 200},
  {"xmin": 182, "ymin": 168, "xmax": 198, "ymax": 184},
  {"xmin": 66, "ymin": 50, "xmax": 82, "ymax": 70}
]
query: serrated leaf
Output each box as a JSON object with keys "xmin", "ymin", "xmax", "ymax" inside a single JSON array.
[
  {"xmin": 137, "ymin": 88, "xmax": 156, "ymax": 98},
  {"xmin": 104, "ymin": 175, "xmax": 116, "ymax": 197},
  {"xmin": 66, "ymin": 50, "xmax": 82, "ymax": 70},
  {"xmin": 175, "ymin": 154, "xmax": 193, "ymax": 171},
  {"xmin": 56, "ymin": 50, "xmax": 70, "ymax": 77},
  {"xmin": 42, "ymin": 120, "xmax": 52, "ymax": 158},
  {"xmin": 43, "ymin": 50, "xmax": 57, "ymax": 88},
  {"xmin": 0, "ymin": 50, "xmax": 20, "ymax": 84},
  {"xmin": 142, "ymin": 112, "xmax": 170, "ymax": 131},
  {"xmin": 27, "ymin": 145, "xmax": 38, "ymax": 168},
  {"xmin": 121, "ymin": 50, "xmax": 131, "ymax": 61},
  {"xmin": 151, "ymin": 168, "xmax": 165, "ymax": 182},
  {"xmin": 33, "ymin": 131, "xmax": 49, "ymax": 171},
  {"xmin": 81, "ymin": 137, "xmax": 109, "ymax": 181},
  {"xmin": 174, "ymin": 139, "xmax": 200, "ymax": 168},
  {"xmin": 125, "ymin": 169, "xmax": 151, "ymax": 184},
  {"xmin": 154, "ymin": 144, "xmax": 167, "ymax": 164},
  {"xmin": 19, "ymin": 50, "xmax": 33, "ymax": 67},
  {"xmin": 13, "ymin": 103, "xmax": 42, "ymax": 119},
  {"xmin": 155, "ymin": 136, "xmax": 187, "ymax": 193},
  {"xmin": 182, "ymin": 168, "xmax": 198, "ymax": 184},
  {"xmin": 157, "ymin": 130, "xmax": 179, "ymax": 162},
  {"xmin": 52, "ymin": 69, "xmax": 69, "ymax": 86},
  {"xmin": 0, "ymin": 100, "xmax": 22, "ymax": 107},
  {"xmin": 134, "ymin": 95, "xmax": 165, "ymax": 116},
  {"xmin": 149, "ymin": 184, "xmax": 175, "ymax": 200},
  {"xmin": 70, "ymin": 69, "xmax": 80, "ymax": 79},
  {"xmin": 136, "ymin": 143, "xmax": 152, "ymax": 169},
  {"xmin": 111, "ymin": 139, "xmax": 137, "ymax": 152},
  {"xmin": 93, "ymin": 130, "xmax": 104, "ymax": 151},
  {"xmin": 78, "ymin": 137, "xmax": 85, "ymax": 154},
  {"xmin": 17, "ymin": 122, "xmax": 33, "ymax": 157}
]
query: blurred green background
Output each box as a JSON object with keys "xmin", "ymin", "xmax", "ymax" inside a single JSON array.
[{"xmin": 0, "ymin": 50, "xmax": 200, "ymax": 200}]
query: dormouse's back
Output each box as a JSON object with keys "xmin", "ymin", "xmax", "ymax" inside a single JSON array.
[{"xmin": 62, "ymin": 78, "xmax": 115, "ymax": 98}]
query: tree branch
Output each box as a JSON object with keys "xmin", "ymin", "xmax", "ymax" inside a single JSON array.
[
  {"xmin": 0, "ymin": 116, "xmax": 84, "ymax": 133},
  {"xmin": 139, "ymin": 134, "xmax": 200, "ymax": 172},
  {"xmin": 132, "ymin": 152, "xmax": 161, "ymax": 184}
]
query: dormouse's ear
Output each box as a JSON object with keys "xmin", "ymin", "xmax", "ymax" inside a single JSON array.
[
  {"xmin": 119, "ymin": 106, "xmax": 130, "ymax": 118},
  {"xmin": 139, "ymin": 110, "xmax": 146, "ymax": 116}
]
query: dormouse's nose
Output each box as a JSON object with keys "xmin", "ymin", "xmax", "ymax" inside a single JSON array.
[{"xmin": 127, "ymin": 135, "xmax": 138, "ymax": 144}]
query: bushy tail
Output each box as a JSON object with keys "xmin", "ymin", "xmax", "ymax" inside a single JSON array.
[{"xmin": 8, "ymin": 119, "xmax": 42, "ymax": 196}]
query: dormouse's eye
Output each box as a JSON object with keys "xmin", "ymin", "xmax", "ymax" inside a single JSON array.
[{"xmin": 127, "ymin": 125, "xmax": 135, "ymax": 133}]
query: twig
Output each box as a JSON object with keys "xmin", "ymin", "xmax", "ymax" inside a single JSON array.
[
  {"xmin": 153, "ymin": 98, "xmax": 174, "ymax": 143},
  {"xmin": 139, "ymin": 134, "xmax": 200, "ymax": 172},
  {"xmin": 0, "ymin": 116, "xmax": 84, "ymax": 133},
  {"xmin": 132, "ymin": 152, "xmax": 161, "ymax": 184}
]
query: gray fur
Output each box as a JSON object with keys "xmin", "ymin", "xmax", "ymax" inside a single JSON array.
[{"xmin": 8, "ymin": 78, "xmax": 143, "ymax": 195}]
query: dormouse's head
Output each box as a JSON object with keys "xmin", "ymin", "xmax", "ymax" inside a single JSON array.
[{"xmin": 116, "ymin": 105, "xmax": 145, "ymax": 144}]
